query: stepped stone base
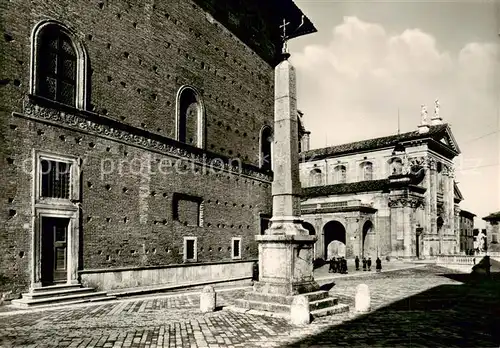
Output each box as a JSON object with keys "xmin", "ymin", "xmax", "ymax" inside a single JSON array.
[
  {"xmin": 234, "ymin": 289, "xmax": 349, "ymax": 319},
  {"xmin": 11, "ymin": 284, "xmax": 116, "ymax": 308}
]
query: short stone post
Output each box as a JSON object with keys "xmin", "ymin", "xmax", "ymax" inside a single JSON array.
[
  {"xmin": 200, "ymin": 286, "xmax": 216, "ymax": 313},
  {"xmin": 355, "ymin": 284, "xmax": 370, "ymax": 313},
  {"xmin": 290, "ymin": 295, "xmax": 310, "ymax": 325}
]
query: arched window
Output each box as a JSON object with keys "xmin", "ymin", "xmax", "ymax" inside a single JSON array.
[
  {"xmin": 259, "ymin": 126, "xmax": 273, "ymax": 171},
  {"xmin": 310, "ymin": 168, "xmax": 323, "ymax": 186},
  {"xmin": 176, "ymin": 86, "xmax": 205, "ymax": 148},
  {"xmin": 388, "ymin": 157, "xmax": 403, "ymax": 175},
  {"xmin": 31, "ymin": 21, "xmax": 88, "ymax": 109},
  {"xmin": 334, "ymin": 165, "xmax": 347, "ymax": 184},
  {"xmin": 361, "ymin": 162, "xmax": 373, "ymax": 181}
]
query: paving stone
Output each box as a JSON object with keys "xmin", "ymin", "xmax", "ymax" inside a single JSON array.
[{"xmin": 0, "ymin": 266, "xmax": 499, "ymax": 347}]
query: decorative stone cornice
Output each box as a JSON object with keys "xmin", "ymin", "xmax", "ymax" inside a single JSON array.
[
  {"xmin": 388, "ymin": 197, "xmax": 424, "ymax": 209},
  {"xmin": 18, "ymin": 95, "xmax": 273, "ymax": 182}
]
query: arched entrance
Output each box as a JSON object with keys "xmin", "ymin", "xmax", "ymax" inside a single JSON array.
[
  {"xmin": 362, "ymin": 220, "xmax": 375, "ymax": 258},
  {"xmin": 323, "ymin": 221, "xmax": 346, "ymax": 259},
  {"xmin": 302, "ymin": 222, "xmax": 316, "ymax": 235}
]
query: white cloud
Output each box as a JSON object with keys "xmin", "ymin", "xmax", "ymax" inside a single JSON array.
[{"xmin": 290, "ymin": 16, "xmax": 499, "ymax": 224}]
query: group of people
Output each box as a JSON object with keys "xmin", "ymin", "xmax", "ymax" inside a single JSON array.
[
  {"xmin": 328, "ymin": 256, "xmax": 383, "ymax": 273},
  {"xmin": 328, "ymin": 256, "xmax": 348, "ymax": 274}
]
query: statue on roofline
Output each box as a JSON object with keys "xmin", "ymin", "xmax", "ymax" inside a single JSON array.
[{"xmin": 420, "ymin": 104, "xmax": 428, "ymax": 125}]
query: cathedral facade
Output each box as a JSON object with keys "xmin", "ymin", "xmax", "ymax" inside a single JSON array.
[
  {"xmin": 0, "ymin": 0, "xmax": 315, "ymax": 298},
  {"xmin": 299, "ymin": 103, "xmax": 463, "ymax": 260}
]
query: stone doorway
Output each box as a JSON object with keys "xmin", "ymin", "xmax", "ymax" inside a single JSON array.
[
  {"xmin": 41, "ymin": 217, "xmax": 70, "ymax": 285},
  {"xmin": 323, "ymin": 220, "xmax": 346, "ymax": 259}
]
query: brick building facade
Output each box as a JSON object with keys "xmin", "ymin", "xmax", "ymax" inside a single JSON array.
[
  {"xmin": 0, "ymin": 0, "xmax": 315, "ymax": 297},
  {"xmin": 299, "ymin": 103, "xmax": 463, "ymax": 260}
]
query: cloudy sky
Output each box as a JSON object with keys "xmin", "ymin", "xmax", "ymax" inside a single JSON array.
[{"xmin": 288, "ymin": 0, "xmax": 500, "ymax": 228}]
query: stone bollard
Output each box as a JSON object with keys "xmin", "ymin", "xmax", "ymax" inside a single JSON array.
[
  {"xmin": 290, "ymin": 295, "xmax": 310, "ymax": 325},
  {"xmin": 200, "ymin": 285, "xmax": 216, "ymax": 313},
  {"xmin": 355, "ymin": 284, "xmax": 370, "ymax": 313}
]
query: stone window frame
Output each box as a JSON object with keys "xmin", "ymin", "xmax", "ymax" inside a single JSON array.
[
  {"xmin": 34, "ymin": 150, "xmax": 81, "ymax": 205},
  {"xmin": 172, "ymin": 193, "xmax": 204, "ymax": 227},
  {"xmin": 388, "ymin": 157, "xmax": 403, "ymax": 175},
  {"xmin": 30, "ymin": 20, "xmax": 89, "ymax": 110},
  {"xmin": 183, "ymin": 236, "xmax": 198, "ymax": 262},
  {"xmin": 309, "ymin": 168, "xmax": 323, "ymax": 187},
  {"xmin": 333, "ymin": 164, "xmax": 347, "ymax": 184},
  {"xmin": 175, "ymin": 85, "xmax": 206, "ymax": 149},
  {"xmin": 259, "ymin": 212, "xmax": 272, "ymax": 235},
  {"xmin": 231, "ymin": 237, "xmax": 242, "ymax": 260},
  {"xmin": 359, "ymin": 161, "xmax": 374, "ymax": 181}
]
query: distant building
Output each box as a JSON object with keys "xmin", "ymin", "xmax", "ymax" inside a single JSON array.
[
  {"xmin": 299, "ymin": 102, "xmax": 464, "ymax": 260},
  {"xmin": 458, "ymin": 210, "xmax": 475, "ymax": 254},
  {"xmin": 483, "ymin": 212, "xmax": 500, "ymax": 252}
]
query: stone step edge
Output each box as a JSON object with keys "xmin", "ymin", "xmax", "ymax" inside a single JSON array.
[
  {"xmin": 11, "ymin": 291, "xmax": 111, "ymax": 306},
  {"xmin": 31, "ymin": 284, "xmax": 82, "ymax": 292},
  {"xmin": 11, "ymin": 295, "xmax": 115, "ymax": 309},
  {"xmin": 311, "ymin": 304, "xmax": 350, "ymax": 318},
  {"xmin": 234, "ymin": 299, "xmax": 291, "ymax": 313},
  {"xmin": 108, "ymin": 276, "xmax": 253, "ymax": 297},
  {"xmin": 309, "ymin": 297, "xmax": 338, "ymax": 309},
  {"xmin": 23, "ymin": 287, "xmax": 96, "ymax": 299}
]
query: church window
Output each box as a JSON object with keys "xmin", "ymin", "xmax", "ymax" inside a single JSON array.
[
  {"xmin": 361, "ymin": 162, "xmax": 373, "ymax": 181},
  {"xmin": 259, "ymin": 126, "xmax": 273, "ymax": 171},
  {"xmin": 334, "ymin": 165, "xmax": 347, "ymax": 184},
  {"xmin": 33, "ymin": 22, "xmax": 88, "ymax": 108},
  {"xmin": 310, "ymin": 168, "xmax": 323, "ymax": 186},
  {"xmin": 176, "ymin": 86, "xmax": 205, "ymax": 148},
  {"xmin": 389, "ymin": 157, "xmax": 403, "ymax": 175}
]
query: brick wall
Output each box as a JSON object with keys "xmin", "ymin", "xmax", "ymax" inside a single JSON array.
[{"xmin": 0, "ymin": 0, "xmax": 274, "ymax": 293}]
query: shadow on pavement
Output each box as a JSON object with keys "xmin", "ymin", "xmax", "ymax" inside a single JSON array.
[{"xmin": 287, "ymin": 261, "xmax": 500, "ymax": 347}]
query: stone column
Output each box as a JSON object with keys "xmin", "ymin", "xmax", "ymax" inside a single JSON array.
[
  {"xmin": 429, "ymin": 158, "xmax": 437, "ymax": 235},
  {"xmin": 254, "ymin": 57, "xmax": 318, "ymax": 296},
  {"xmin": 345, "ymin": 216, "xmax": 359, "ymax": 258}
]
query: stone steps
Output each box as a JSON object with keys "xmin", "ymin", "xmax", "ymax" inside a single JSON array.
[
  {"xmin": 311, "ymin": 304, "xmax": 350, "ymax": 318},
  {"xmin": 234, "ymin": 299, "xmax": 291, "ymax": 313},
  {"xmin": 11, "ymin": 285, "xmax": 116, "ymax": 308},
  {"xmin": 309, "ymin": 297, "xmax": 338, "ymax": 311}
]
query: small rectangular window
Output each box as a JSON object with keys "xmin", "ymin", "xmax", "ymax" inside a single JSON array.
[
  {"xmin": 232, "ymin": 237, "xmax": 241, "ymax": 259},
  {"xmin": 184, "ymin": 237, "xmax": 197, "ymax": 262},
  {"xmin": 40, "ymin": 160, "xmax": 71, "ymax": 199}
]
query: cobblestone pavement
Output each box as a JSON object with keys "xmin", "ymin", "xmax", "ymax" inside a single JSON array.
[{"xmin": 1, "ymin": 265, "xmax": 499, "ymax": 348}]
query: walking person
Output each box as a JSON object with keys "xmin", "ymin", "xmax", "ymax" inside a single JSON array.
[
  {"xmin": 376, "ymin": 257, "xmax": 382, "ymax": 272},
  {"xmin": 367, "ymin": 257, "xmax": 372, "ymax": 271},
  {"xmin": 355, "ymin": 256, "xmax": 360, "ymax": 271},
  {"xmin": 362, "ymin": 257, "xmax": 367, "ymax": 271}
]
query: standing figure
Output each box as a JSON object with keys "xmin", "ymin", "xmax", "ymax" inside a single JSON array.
[
  {"xmin": 362, "ymin": 257, "xmax": 367, "ymax": 271},
  {"xmin": 343, "ymin": 257, "xmax": 348, "ymax": 274},
  {"xmin": 329, "ymin": 256, "xmax": 335, "ymax": 273},
  {"xmin": 355, "ymin": 256, "xmax": 360, "ymax": 271},
  {"xmin": 376, "ymin": 257, "xmax": 382, "ymax": 272},
  {"xmin": 367, "ymin": 257, "xmax": 372, "ymax": 271}
]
